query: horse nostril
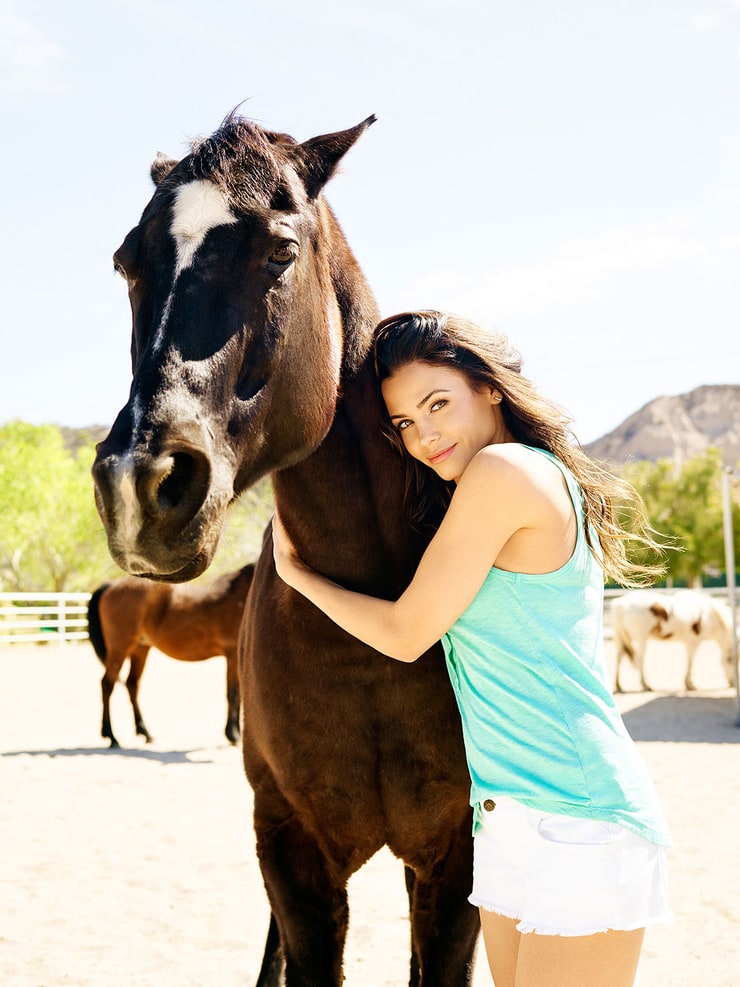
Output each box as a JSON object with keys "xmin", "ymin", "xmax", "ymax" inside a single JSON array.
[
  {"xmin": 135, "ymin": 447, "xmax": 211, "ymax": 529},
  {"xmin": 157, "ymin": 452, "xmax": 197, "ymax": 511}
]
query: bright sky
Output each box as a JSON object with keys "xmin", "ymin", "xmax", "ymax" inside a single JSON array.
[{"xmin": 2, "ymin": 0, "xmax": 739, "ymax": 444}]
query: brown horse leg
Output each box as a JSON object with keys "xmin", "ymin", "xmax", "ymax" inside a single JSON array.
[
  {"xmin": 255, "ymin": 913, "xmax": 284, "ymax": 987},
  {"xmin": 254, "ymin": 809, "xmax": 349, "ymax": 986},
  {"xmin": 225, "ymin": 651, "xmax": 240, "ymax": 745},
  {"xmin": 101, "ymin": 672, "xmax": 119, "ymax": 748},
  {"xmin": 126, "ymin": 646, "xmax": 153, "ymax": 742},
  {"xmin": 404, "ymin": 866, "xmax": 421, "ymax": 987},
  {"xmin": 406, "ymin": 830, "xmax": 480, "ymax": 986}
]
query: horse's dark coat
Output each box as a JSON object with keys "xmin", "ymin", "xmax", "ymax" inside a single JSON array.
[{"xmin": 92, "ymin": 114, "xmax": 479, "ymax": 984}]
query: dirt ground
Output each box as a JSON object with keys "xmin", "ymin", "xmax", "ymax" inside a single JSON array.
[{"xmin": 1, "ymin": 638, "xmax": 738, "ymax": 986}]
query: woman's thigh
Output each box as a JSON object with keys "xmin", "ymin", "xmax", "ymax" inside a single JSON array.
[
  {"xmin": 514, "ymin": 927, "xmax": 645, "ymax": 987},
  {"xmin": 479, "ymin": 910, "xmax": 520, "ymax": 987},
  {"xmin": 478, "ymin": 912, "xmax": 644, "ymax": 987}
]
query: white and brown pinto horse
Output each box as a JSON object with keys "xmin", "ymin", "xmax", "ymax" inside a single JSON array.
[{"xmin": 611, "ymin": 589, "xmax": 736, "ymax": 692}]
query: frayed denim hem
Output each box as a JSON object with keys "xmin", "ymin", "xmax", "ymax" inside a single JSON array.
[{"xmin": 470, "ymin": 897, "xmax": 675, "ymax": 937}]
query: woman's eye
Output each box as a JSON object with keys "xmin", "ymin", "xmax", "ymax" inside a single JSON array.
[
  {"xmin": 268, "ymin": 241, "xmax": 298, "ymax": 272},
  {"xmin": 397, "ymin": 419, "xmax": 412, "ymax": 431},
  {"xmin": 430, "ymin": 399, "xmax": 447, "ymax": 412}
]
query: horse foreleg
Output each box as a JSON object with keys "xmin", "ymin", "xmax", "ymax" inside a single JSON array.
[
  {"xmin": 255, "ymin": 913, "xmax": 284, "ymax": 987},
  {"xmin": 225, "ymin": 651, "xmax": 240, "ymax": 745},
  {"xmin": 404, "ymin": 866, "xmax": 420, "ymax": 987},
  {"xmin": 614, "ymin": 646, "xmax": 626, "ymax": 693},
  {"xmin": 254, "ymin": 810, "xmax": 349, "ymax": 987},
  {"xmin": 126, "ymin": 646, "xmax": 153, "ymax": 742},
  {"xmin": 636, "ymin": 641, "xmax": 651, "ymax": 691},
  {"xmin": 406, "ymin": 829, "xmax": 480, "ymax": 986},
  {"xmin": 684, "ymin": 641, "xmax": 700, "ymax": 691}
]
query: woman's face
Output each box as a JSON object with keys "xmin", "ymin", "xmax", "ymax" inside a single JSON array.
[{"xmin": 381, "ymin": 360, "xmax": 505, "ymax": 482}]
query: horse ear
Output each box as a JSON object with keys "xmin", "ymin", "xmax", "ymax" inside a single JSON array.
[
  {"xmin": 150, "ymin": 152, "xmax": 179, "ymax": 186},
  {"xmin": 294, "ymin": 115, "xmax": 376, "ymax": 199}
]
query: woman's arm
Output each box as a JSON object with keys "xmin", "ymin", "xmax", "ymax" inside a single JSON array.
[{"xmin": 273, "ymin": 446, "xmax": 546, "ymax": 661}]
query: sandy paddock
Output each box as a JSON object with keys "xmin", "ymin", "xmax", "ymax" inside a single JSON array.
[{"xmin": 1, "ymin": 637, "xmax": 739, "ymax": 986}]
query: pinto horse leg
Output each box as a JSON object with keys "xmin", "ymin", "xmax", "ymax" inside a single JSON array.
[
  {"xmin": 254, "ymin": 811, "xmax": 350, "ymax": 986},
  {"xmin": 684, "ymin": 640, "xmax": 700, "ymax": 691},
  {"xmin": 636, "ymin": 641, "xmax": 651, "ymax": 691},
  {"xmin": 405, "ymin": 830, "xmax": 480, "ymax": 986},
  {"xmin": 224, "ymin": 650, "xmax": 240, "ymax": 745},
  {"xmin": 126, "ymin": 646, "xmax": 153, "ymax": 742}
]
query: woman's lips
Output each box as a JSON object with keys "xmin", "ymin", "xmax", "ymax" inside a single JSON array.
[{"xmin": 428, "ymin": 444, "xmax": 456, "ymax": 466}]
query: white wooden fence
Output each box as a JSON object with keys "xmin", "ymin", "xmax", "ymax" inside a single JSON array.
[
  {"xmin": 0, "ymin": 587, "xmax": 730, "ymax": 647},
  {"xmin": 0, "ymin": 592, "xmax": 91, "ymax": 645}
]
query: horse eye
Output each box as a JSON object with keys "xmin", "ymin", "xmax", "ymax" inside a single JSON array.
[
  {"xmin": 113, "ymin": 260, "xmax": 128, "ymax": 280},
  {"xmin": 268, "ymin": 241, "xmax": 298, "ymax": 272}
]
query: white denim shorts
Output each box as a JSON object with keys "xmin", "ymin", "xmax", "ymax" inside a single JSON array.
[{"xmin": 470, "ymin": 796, "xmax": 673, "ymax": 937}]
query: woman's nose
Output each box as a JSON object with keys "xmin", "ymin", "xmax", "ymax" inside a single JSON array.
[{"xmin": 417, "ymin": 420, "xmax": 440, "ymax": 447}]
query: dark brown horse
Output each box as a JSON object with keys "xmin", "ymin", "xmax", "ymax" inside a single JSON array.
[
  {"xmin": 87, "ymin": 564, "xmax": 254, "ymax": 747},
  {"xmin": 92, "ymin": 113, "xmax": 479, "ymax": 984}
]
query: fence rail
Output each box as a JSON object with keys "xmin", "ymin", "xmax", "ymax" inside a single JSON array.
[
  {"xmin": 0, "ymin": 587, "xmax": 731, "ymax": 647},
  {"xmin": 0, "ymin": 592, "xmax": 91, "ymax": 645}
]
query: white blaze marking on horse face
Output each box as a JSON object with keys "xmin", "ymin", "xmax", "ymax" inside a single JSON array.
[
  {"xmin": 151, "ymin": 180, "xmax": 238, "ymax": 355},
  {"xmin": 116, "ymin": 455, "xmax": 142, "ymax": 550},
  {"xmin": 171, "ymin": 179, "xmax": 238, "ymax": 276}
]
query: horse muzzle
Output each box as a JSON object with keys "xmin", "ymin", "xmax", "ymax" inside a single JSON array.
[{"xmin": 92, "ymin": 427, "xmax": 232, "ymax": 581}]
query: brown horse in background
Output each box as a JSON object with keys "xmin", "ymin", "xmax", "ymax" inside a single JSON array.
[
  {"xmin": 92, "ymin": 113, "xmax": 480, "ymax": 984},
  {"xmin": 87, "ymin": 564, "xmax": 254, "ymax": 747}
]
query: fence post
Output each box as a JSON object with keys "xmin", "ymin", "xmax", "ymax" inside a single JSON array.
[
  {"xmin": 721, "ymin": 467, "xmax": 739, "ymax": 725},
  {"xmin": 58, "ymin": 597, "xmax": 67, "ymax": 645}
]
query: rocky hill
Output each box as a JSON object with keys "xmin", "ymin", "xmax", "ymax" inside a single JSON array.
[{"xmin": 584, "ymin": 384, "xmax": 740, "ymax": 466}]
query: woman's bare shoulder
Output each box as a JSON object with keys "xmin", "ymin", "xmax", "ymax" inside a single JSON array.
[{"xmin": 466, "ymin": 442, "xmax": 549, "ymax": 482}]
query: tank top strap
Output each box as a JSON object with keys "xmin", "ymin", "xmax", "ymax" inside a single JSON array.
[{"xmin": 520, "ymin": 445, "xmax": 588, "ymax": 561}]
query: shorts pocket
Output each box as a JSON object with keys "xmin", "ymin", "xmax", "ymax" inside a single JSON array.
[{"xmin": 536, "ymin": 814, "xmax": 621, "ymax": 847}]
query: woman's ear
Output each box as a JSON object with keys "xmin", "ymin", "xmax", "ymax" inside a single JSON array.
[{"xmin": 490, "ymin": 390, "xmax": 503, "ymax": 404}]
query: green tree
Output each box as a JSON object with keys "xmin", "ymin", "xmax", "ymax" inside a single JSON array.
[
  {"xmin": 204, "ymin": 476, "xmax": 274, "ymax": 579},
  {"xmin": 0, "ymin": 420, "xmax": 275, "ymax": 592},
  {"xmin": 0, "ymin": 421, "xmax": 119, "ymax": 591},
  {"xmin": 621, "ymin": 448, "xmax": 738, "ymax": 586}
]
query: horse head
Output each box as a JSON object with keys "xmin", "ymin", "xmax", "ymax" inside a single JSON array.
[{"xmin": 92, "ymin": 114, "xmax": 377, "ymax": 581}]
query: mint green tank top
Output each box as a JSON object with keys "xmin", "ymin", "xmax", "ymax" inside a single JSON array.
[{"xmin": 441, "ymin": 445, "xmax": 671, "ymax": 846}]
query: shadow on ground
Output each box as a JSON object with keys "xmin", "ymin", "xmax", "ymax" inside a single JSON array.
[
  {"xmin": 1, "ymin": 746, "xmax": 214, "ymax": 764},
  {"xmin": 622, "ymin": 695, "xmax": 740, "ymax": 743}
]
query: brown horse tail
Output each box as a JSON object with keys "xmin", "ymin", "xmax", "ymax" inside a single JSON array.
[{"xmin": 87, "ymin": 584, "xmax": 110, "ymax": 663}]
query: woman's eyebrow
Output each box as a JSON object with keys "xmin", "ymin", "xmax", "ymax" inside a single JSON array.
[{"xmin": 389, "ymin": 389, "xmax": 451, "ymax": 420}]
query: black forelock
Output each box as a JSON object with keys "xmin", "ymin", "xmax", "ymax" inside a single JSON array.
[{"xmin": 186, "ymin": 113, "xmax": 300, "ymax": 212}]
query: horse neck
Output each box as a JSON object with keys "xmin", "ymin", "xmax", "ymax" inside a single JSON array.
[
  {"xmin": 272, "ymin": 359, "xmax": 428, "ymax": 595},
  {"xmin": 272, "ymin": 205, "xmax": 431, "ymax": 592}
]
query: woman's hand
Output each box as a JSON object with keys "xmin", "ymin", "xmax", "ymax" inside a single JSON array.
[{"xmin": 272, "ymin": 510, "xmax": 305, "ymax": 588}]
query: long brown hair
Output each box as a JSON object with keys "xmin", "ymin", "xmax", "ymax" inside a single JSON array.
[{"xmin": 373, "ymin": 310, "xmax": 665, "ymax": 587}]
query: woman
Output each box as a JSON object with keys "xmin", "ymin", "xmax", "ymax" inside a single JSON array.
[{"xmin": 272, "ymin": 311, "xmax": 672, "ymax": 986}]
